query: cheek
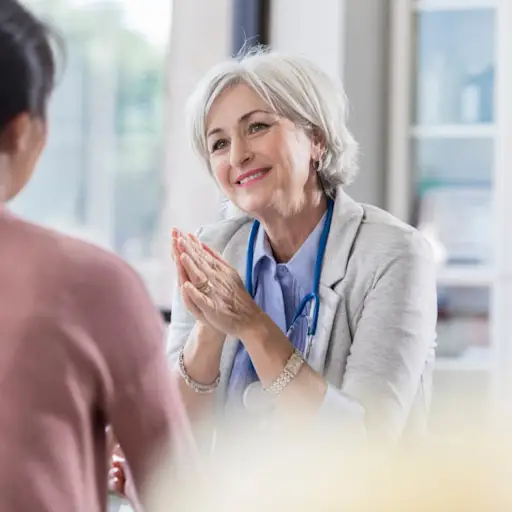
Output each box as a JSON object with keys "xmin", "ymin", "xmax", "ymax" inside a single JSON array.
[
  {"xmin": 278, "ymin": 144, "xmax": 311, "ymax": 181},
  {"xmin": 269, "ymin": 130, "xmax": 312, "ymax": 177},
  {"xmin": 210, "ymin": 157, "xmax": 232, "ymax": 191}
]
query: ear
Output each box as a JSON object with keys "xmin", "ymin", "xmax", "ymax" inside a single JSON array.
[
  {"xmin": 309, "ymin": 126, "xmax": 326, "ymax": 163},
  {"xmin": 0, "ymin": 113, "xmax": 33, "ymax": 155}
]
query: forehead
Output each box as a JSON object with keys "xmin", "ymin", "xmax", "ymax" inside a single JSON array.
[{"xmin": 206, "ymin": 82, "xmax": 272, "ymax": 131}]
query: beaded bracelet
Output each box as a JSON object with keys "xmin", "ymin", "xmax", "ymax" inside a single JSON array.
[{"xmin": 178, "ymin": 346, "xmax": 221, "ymax": 394}]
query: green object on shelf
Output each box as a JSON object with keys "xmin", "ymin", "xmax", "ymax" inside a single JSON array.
[{"xmin": 418, "ymin": 179, "xmax": 492, "ymax": 194}]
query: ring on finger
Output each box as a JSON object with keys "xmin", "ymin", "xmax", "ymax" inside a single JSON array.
[{"xmin": 196, "ymin": 279, "xmax": 212, "ymax": 295}]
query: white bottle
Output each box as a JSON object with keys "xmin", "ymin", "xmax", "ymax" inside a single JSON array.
[
  {"xmin": 460, "ymin": 67, "xmax": 481, "ymax": 124},
  {"xmin": 418, "ymin": 54, "xmax": 445, "ymax": 125}
]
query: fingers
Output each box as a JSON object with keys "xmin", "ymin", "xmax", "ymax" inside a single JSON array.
[
  {"xmin": 189, "ymin": 234, "xmax": 227, "ymax": 265},
  {"xmin": 172, "ymin": 236, "xmax": 189, "ymax": 286},
  {"xmin": 181, "ymin": 282, "xmax": 205, "ymax": 319},
  {"xmin": 179, "ymin": 235, "xmax": 218, "ymax": 275},
  {"xmin": 175, "ymin": 229, "xmax": 227, "ymax": 272},
  {"xmin": 108, "ymin": 459, "xmax": 126, "ymax": 496},
  {"xmin": 184, "ymin": 281, "xmax": 215, "ymax": 312},
  {"xmin": 180, "ymin": 251, "xmax": 209, "ymax": 288},
  {"xmin": 201, "ymin": 243, "xmax": 230, "ymax": 271}
]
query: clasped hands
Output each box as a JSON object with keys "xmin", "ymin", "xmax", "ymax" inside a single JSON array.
[{"xmin": 171, "ymin": 228, "xmax": 262, "ymax": 339}]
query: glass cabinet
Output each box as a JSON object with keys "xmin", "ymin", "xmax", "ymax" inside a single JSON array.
[{"xmin": 388, "ymin": 0, "xmax": 512, "ymax": 437}]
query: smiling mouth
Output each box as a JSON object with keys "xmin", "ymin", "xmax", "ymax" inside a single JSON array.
[{"xmin": 236, "ymin": 168, "xmax": 272, "ymax": 187}]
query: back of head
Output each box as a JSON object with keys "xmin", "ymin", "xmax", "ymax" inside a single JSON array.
[
  {"xmin": 0, "ymin": 0, "xmax": 58, "ymax": 133},
  {"xmin": 0, "ymin": 0, "xmax": 61, "ymax": 202}
]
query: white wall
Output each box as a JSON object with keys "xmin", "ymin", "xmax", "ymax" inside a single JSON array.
[
  {"xmin": 343, "ymin": 0, "xmax": 389, "ymax": 208},
  {"xmin": 269, "ymin": 0, "xmax": 346, "ymax": 81},
  {"xmin": 269, "ymin": 0, "xmax": 389, "ymax": 208},
  {"xmin": 155, "ymin": 0, "xmax": 232, "ymax": 302}
]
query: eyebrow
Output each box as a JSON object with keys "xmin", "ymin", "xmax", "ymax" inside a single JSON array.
[{"xmin": 206, "ymin": 109, "xmax": 273, "ymax": 139}]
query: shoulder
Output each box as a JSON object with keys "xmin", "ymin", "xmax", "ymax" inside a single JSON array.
[
  {"xmin": 11, "ymin": 214, "xmax": 146, "ymax": 298},
  {"xmin": 356, "ymin": 204, "xmax": 434, "ymax": 264},
  {"xmin": 195, "ymin": 214, "xmax": 253, "ymax": 254},
  {"xmin": 56, "ymin": 236, "xmax": 148, "ymax": 304}
]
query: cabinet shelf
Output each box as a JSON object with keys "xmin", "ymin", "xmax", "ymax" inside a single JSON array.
[
  {"xmin": 435, "ymin": 346, "xmax": 491, "ymax": 372},
  {"xmin": 414, "ymin": 0, "xmax": 497, "ymax": 11},
  {"xmin": 390, "ymin": 0, "xmax": 512, "ymax": 419},
  {"xmin": 436, "ymin": 265, "xmax": 492, "ymax": 287},
  {"xmin": 410, "ymin": 124, "xmax": 495, "ymax": 139}
]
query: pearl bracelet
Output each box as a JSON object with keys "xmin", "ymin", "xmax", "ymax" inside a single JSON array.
[{"xmin": 178, "ymin": 346, "xmax": 221, "ymax": 394}]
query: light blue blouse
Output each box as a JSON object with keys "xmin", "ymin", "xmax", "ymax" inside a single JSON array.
[{"xmin": 226, "ymin": 213, "xmax": 326, "ymax": 404}]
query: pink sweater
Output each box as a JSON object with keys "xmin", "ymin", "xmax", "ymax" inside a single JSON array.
[{"xmin": 0, "ymin": 208, "xmax": 188, "ymax": 511}]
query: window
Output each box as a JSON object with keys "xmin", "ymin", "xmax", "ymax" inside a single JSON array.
[{"xmin": 13, "ymin": 0, "xmax": 173, "ymax": 306}]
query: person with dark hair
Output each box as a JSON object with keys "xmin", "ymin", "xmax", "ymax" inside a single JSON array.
[{"xmin": 0, "ymin": 1, "xmax": 193, "ymax": 511}]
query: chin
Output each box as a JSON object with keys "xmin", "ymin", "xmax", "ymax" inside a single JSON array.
[{"xmin": 231, "ymin": 194, "xmax": 270, "ymax": 218}]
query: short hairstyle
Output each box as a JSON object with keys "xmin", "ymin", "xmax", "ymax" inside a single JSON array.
[
  {"xmin": 186, "ymin": 46, "xmax": 359, "ymax": 197},
  {"xmin": 0, "ymin": 0, "xmax": 62, "ymax": 133}
]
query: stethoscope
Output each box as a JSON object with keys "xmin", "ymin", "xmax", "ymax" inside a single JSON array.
[{"xmin": 241, "ymin": 198, "xmax": 334, "ymax": 412}]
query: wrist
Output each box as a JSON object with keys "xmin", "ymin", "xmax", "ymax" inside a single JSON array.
[
  {"xmin": 238, "ymin": 309, "xmax": 273, "ymax": 348},
  {"xmin": 183, "ymin": 335, "xmax": 222, "ymax": 386},
  {"xmin": 239, "ymin": 312, "xmax": 295, "ymax": 388},
  {"xmin": 195, "ymin": 322, "xmax": 225, "ymax": 347}
]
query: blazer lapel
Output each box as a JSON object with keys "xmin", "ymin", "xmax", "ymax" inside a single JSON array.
[
  {"xmin": 321, "ymin": 187, "xmax": 365, "ymax": 288},
  {"xmin": 308, "ymin": 188, "xmax": 365, "ymax": 372},
  {"xmin": 307, "ymin": 283, "xmax": 341, "ymax": 374}
]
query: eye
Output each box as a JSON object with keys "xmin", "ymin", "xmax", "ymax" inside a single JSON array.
[
  {"xmin": 210, "ymin": 138, "xmax": 228, "ymax": 153},
  {"xmin": 248, "ymin": 122, "xmax": 269, "ymax": 134}
]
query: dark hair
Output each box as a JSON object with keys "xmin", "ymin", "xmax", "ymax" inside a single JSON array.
[{"xmin": 0, "ymin": 0, "xmax": 62, "ymax": 132}]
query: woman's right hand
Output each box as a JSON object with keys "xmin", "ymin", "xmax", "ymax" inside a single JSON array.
[{"xmin": 172, "ymin": 228, "xmax": 225, "ymax": 343}]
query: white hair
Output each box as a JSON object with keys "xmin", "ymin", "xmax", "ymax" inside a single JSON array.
[{"xmin": 186, "ymin": 46, "xmax": 359, "ymax": 198}]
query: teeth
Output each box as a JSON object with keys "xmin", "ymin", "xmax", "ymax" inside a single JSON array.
[{"xmin": 239, "ymin": 171, "xmax": 266, "ymax": 185}]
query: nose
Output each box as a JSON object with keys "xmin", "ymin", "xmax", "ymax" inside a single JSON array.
[{"xmin": 229, "ymin": 135, "xmax": 252, "ymax": 169}]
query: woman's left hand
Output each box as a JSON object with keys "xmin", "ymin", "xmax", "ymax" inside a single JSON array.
[{"xmin": 176, "ymin": 231, "xmax": 262, "ymax": 339}]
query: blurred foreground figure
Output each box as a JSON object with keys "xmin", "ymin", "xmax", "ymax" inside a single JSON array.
[
  {"xmin": 0, "ymin": 1, "xmax": 194, "ymax": 510},
  {"xmin": 147, "ymin": 417, "xmax": 511, "ymax": 512}
]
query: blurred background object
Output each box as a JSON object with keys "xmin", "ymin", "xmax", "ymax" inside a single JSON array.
[
  {"xmin": 15, "ymin": 0, "xmax": 512, "ymax": 477},
  {"xmin": 386, "ymin": 0, "xmax": 512, "ymax": 440},
  {"xmin": 147, "ymin": 423, "xmax": 512, "ymax": 512}
]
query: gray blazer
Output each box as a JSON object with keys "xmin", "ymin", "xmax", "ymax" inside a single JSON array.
[{"xmin": 167, "ymin": 188, "xmax": 437, "ymax": 443}]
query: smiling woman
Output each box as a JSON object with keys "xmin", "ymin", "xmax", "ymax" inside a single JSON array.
[
  {"xmin": 158, "ymin": 46, "xmax": 438, "ymax": 452},
  {"xmin": 205, "ymin": 84, "xmax": 327, "ymax": 221}
]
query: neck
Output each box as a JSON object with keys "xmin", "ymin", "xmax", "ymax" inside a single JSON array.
[{"xmin": 259, "ymin": 191, "xmax": 328, "ymax": 263}]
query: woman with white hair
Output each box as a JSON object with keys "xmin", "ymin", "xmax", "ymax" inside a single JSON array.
[
  {"xmin": 112, "ymin": 46, "xmax": 438, "ymax": 502},
  {"xmin": 166, "ymin": 47, "xmax": 437, "ymax": 445}
]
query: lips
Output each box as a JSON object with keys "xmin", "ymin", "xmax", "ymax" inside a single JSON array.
[{"xmin": 235, "ymin": 167, "xmax": 271, "ymax": 187}]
